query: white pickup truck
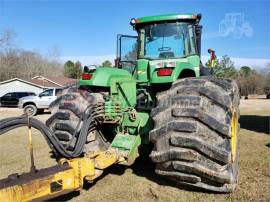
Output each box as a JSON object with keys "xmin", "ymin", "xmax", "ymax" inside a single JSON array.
[{"xmin": 18, "ymin": 88, "xmax": 63, "ymax": 116}]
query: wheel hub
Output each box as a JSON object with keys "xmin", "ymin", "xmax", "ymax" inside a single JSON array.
[{"xmin": 25, "ymin": 107, "xmax": 34, "ymax": 116}]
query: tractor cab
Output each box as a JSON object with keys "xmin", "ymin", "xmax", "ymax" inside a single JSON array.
[
  {"xmin": 116, "ymin": 13, "xmax": 203, "ymax": 84},
  {"xmin": 80, "ymin": 13, "xmax": 205, "ymax": 88}
]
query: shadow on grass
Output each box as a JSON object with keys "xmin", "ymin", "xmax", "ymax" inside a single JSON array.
[
  {"xmin": 48, "ymin": 191, "xmax": 80, "ymax": 201},
  {"xmin": 50, "ymin": 135, "xmax": 238, "ymax": 201},
  {"xmin": 50, "ymin": 157, "xmax": 221, "ymax": 201},
  {"xmin": 83, "ymin": 146, "xmax": 215, "ymax": 193},
  {"xmin": 240, "ymin": 115, "xmax": 270, "ymax": 135}
]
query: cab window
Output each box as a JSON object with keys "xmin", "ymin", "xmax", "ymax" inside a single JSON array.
[
  {"xmin": 39, "ymin": 89, "xmax": 53, "ymax": 97},
  {"xmin": 4, "ymin": 93, "xmax": 14, "ymax": 97},
  {"xmin": 55, "ymin": 89, "xmax": 63, "ymax": 96}
]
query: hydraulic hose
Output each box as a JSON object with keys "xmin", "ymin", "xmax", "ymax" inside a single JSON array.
[{"xmin": 0, "ymin": 109, "xmax": 94, "ymax": 158}]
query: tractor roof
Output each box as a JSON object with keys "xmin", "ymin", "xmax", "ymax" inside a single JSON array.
[{"xmin": 132, "ymin": 13, "xmax": 200, "ymax": 25}]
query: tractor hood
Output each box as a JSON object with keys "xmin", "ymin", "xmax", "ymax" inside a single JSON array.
[{"xmin": 80, "ymin": 67, "xmax": 134, "ymax": 87}]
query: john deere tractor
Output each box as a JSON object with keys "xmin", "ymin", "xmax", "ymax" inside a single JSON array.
[
  {"xmin": 46, "ymin": 13, "xmax": 239, "ymax": 192},
  {"xmin": 0, "ymin": 13, "xmax": 240, "ymax": 201}
]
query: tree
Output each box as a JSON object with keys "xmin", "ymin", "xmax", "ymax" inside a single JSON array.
[
  {"xmin": 204, "ymin": 55, "xmax": 270, "ymax": 97},
  {"xmin": 213, "ymin": 55, "xmax": 237, "ymax": 78},
  {"xmin": 64, "ymin": 60, "xmax": 74, "ymax": 78},
  {"xmin": 102, "ymin": 60, "xmax": 112, "ymax": 67},
  {"xmin": 0, "ymin": 30, "xmax": 16, "ymax": 51},
  {"xmin": 265, "ymin": 72, "xmax": 270, "ymax": 88},
  {"xmin": 239, "ymin": 66, "xmax": 252, "ymax": 76},
  {"xmin": 261, "ymin": 63, "xmax": 270, "ymax": 90},
  {"xmin": 237, "ymin": 66, "xmax": 252, "ymax": 97},
  {"xmin": 0, "ymin": 30, "xmax": 63, "ymax": 81},
  {"xmin": 64, "ymin": 60, "xmax": 81, "ymax": 79},
  {"xmin": 236, "ymin": 66, "xmax": 266, "ymax": 97},
  {"xmin": 74, "ymin": 61, "xmax": 82, "ymax": 78}
]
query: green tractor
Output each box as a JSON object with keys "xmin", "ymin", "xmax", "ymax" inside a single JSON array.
[{"xmin": 47, "ymin": 13, "xmax": 240, "ymax": 192}]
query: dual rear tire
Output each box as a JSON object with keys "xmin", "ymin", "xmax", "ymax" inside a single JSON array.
[
  {"xmin": 150, "ymin": 77, "xmax": 240, "ymax": 192},
  {"xmin": 46, "ymin": 88, "xmax": 108, "ymax": 153}
]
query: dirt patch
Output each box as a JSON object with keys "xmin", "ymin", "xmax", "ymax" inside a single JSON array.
[{"xmin": 0, "ymin": 107, "xmax": 24, "ymax": 118}]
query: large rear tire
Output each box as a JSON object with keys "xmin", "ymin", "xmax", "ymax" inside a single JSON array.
[
  {"xmin": 150, "ymin": 77, "xmax": 240, "ymax": 192},
  {"xmin": 46, "ymin": 87, "xmax": 109, "ymax": 154}
]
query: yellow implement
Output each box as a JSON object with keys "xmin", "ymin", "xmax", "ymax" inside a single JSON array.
[{"xmin": 0, "ymin": 150, "xmax": 119, "ymax": 202}]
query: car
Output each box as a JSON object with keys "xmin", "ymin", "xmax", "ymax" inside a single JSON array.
[
  {"xmin": 18, "ymin": 88, "xmax": 63, "ymax": 116},
  {"xmin": 0, "ymin": 92, "xmax": 36, "ymax": 107}
]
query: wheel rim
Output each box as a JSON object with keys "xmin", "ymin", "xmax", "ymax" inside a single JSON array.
[
  {"xmin": 25, "ymin": 107, "xmax": 34, "ymax": 116},
  {"xmin": 231, "ymin": 110, "xmax": 238, "ymax": 162}
]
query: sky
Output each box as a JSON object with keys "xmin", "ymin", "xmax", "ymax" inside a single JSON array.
[{"xmin": 0, "ymin": 0, "xmax": 269, "ymax": 68}]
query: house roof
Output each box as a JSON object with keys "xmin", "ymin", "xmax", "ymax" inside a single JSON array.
[
  {"xmin": 24, "ymin": 78, "xmax": 60, "ymax": 88},
  {"xmin": 32, "ymin": 76, "xmax": 77, "ymax": 87},
  {"xmin": 0, "ymin": 78, "xmax": 52, "ymax": 89},
  {"xmin": 0, "ymin": 76, "xmax": 77, "ymax": 89}
]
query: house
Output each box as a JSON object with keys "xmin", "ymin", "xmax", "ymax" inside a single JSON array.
[{"xmin": 0, "ymin": 76, "xmax": 77, "ymax": 97}]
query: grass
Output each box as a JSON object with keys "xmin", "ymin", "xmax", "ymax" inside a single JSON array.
[{"xmin": 0, "ymin": 99, "xmax": 269, "ymax": 202}]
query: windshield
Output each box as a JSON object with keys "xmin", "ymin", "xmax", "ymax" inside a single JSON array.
[{"xmin": 140, "ymin": 22, "xmax": 197, "ymax": 59}]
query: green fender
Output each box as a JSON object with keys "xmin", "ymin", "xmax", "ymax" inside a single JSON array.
[
  {"xmin": 150, "ymin": 61, "xmax": 200, "ymax": 83},
  {"xmin": 80, "ymin": 67, "xmax": 133, "ymax": 87}
]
